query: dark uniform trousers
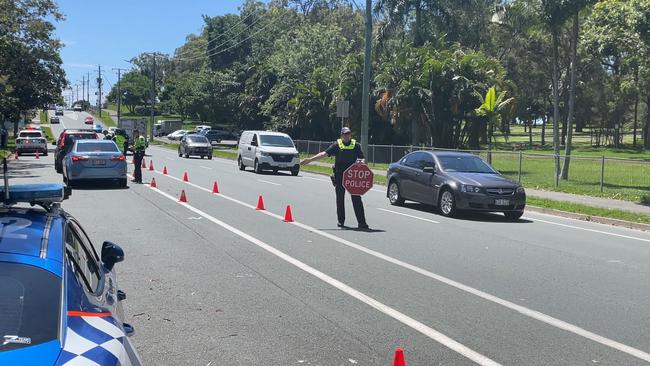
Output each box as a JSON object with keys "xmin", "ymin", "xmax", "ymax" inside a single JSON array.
[
  {"xmin": 133, "ymin": 151, "xmax": 144, "ymax": 182},
  {"xmin": 334, "ymin": 172, "xmax": 366, "ymax": 225}
]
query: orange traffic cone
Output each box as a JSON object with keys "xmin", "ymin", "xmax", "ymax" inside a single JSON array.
[
  {"xmin": 149, "ymin": 178, "xmax": 157, "ymax": 188},
  {"xmin": 35, "ymin": 151, "xmax": 40, "ymax": 159},
  {"xmin": 283, "ymin": 205, "xmax": 294, "ymax": 222},
  {"xmin": 179, "ymin": 189, "xmax": 187, "ymax": 203},
  {"xmin": 141, "ymin": 159, "xmax": 146, "ymax": 168},
  {"xmin": 393, "ymin": 348, "xmax": 406, "ymax": 366},
  {"xmin": 183, "ymin": 172, "xmax": 189, "ymax": 182},
  {"xmin": 149, "ymin": 160, "xmax": 154, "ymax": 171},
  {"xmin": 212, "ymin": 181, "xmax": 219, "ymax": 194},
  {"xmin": 256, "ymin": 195, "xmax": 265, "ymax": 210},
  {"xmin": 163, "ymin": 166, "xmax": 168, "ymax": 175}
]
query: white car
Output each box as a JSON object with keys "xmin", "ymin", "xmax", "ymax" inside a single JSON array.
[
  {"xmin": 194, "ymin": 125, "xmax": 211, "ymax": 133},
  {"xmin": 237, "ymin": 131, "xmax": 300, "ymax": 176},
  {"xmin": 16, "ymin": 129, "xmax": 48, "ymax": 156},
  {"xmin": 167, "ymin": 129, "xmax": 188, "ymax": 141}
]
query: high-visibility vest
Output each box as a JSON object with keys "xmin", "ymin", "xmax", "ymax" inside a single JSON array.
[{"xmin": 337, "ymin": 138, "xmax": 356, "ymax": 150}]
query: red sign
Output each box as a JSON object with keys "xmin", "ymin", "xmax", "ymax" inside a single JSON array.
[{"xmin": 342, "ymin": 163, "xmax": 374, "ymax": 196}]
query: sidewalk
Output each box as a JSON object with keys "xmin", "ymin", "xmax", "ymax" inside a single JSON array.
[{"xmin": 310, "ymin": 161, "xmax": 650, "ymax": 215}]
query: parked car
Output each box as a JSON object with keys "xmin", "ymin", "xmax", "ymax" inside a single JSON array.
[
  {"xmin": 386, "ymin": 151, "xmax": 526, "ymax": 220},
  {"xmin": 108, "ymin": 127, "xmax": 117, "ymax": 135},
  {"xmin": 237, "ymin": 131, "xmax": 300, "ymax": 175},
  {"xmin": 62, "ymin": 140, "xmax": 127, "ymax": 187},
  {"xmin": 199, "ymin": 129, "xmax": 239, "ymax": 143},
  {"xmin": 178, "ymin": 134, "xmax": 212, "ymax": 159},
  {"xmin": 194, "ymin": 125, "xmax": 211, "ymax": 133},
  {"xmin": 93, "ymin": 123, "xmax": 103, "ymax": 133},
  {"xmin": 50, "ymin": 116, "xmax": 60, "ymax": 124},
  {"xmin": 15, "ymin": 129, "xmax": 48, "ymax": 156},
  {"xmin": 0, "ymin": 183, "xmax": 141, "ymax": 366},
  {"xmin": 167, "ymin": 129, "xmax": 188, "ymax": 141},
  {"xmin": 84, "ymin": 116, "xmax": 94, "ymax": 124},
  {"xmin": 54, "ymin": 129, "xmax": 100, "ymax": 173}
]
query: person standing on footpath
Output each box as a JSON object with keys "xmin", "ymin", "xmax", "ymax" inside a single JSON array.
[
  {"xmin": 301, "ymin": 127, "xmax": 369, "ymax": 230},
  {"xmin": 131, "ymin": 130, "xmax": 146, "ymax": 183}
]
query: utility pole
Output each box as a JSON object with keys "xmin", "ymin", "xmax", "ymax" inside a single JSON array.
[
  {"xmin": 97, "ymin": 65, "xmax": 103, "ymax": 118},
  {"xmin": 360, "ymin": 0, "xmax": 372, "ymax": 156},
  {"xmin": 112, "ymin": 68, "xmax": 127, "ymax": 126},
  {"xmin": 150, "ymin": 53, "xmax": 156, "ymax": 142},
  {"xmin": 82, "ymin": 75, "xmax": 85, "ymax": 103},
  {"xmin": 75, "ymin": 84, "xmax": 79, "ymax": 103},
  {"xmin": 87, "ymin": 72, "xmax": 90, "ymax": 104}
]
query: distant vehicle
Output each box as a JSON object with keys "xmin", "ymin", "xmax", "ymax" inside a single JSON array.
[
  {"xmin": 54, "ymin": 129, "xmax": 100, "ymax": 173},
  {"xmin": 386, "ymin": 151, "xmax": 526, "ymax": 220},
  {"xmin": 194, "ymin": 125, "xmax": 211, "ymax": 133},
  {"xmin": 0, "ymin": 182, "xmax": 141, "ymax": 366},
  {"xmin": 117, "ymin": 119, "xmax": 147, "ymax": 147},
  {"xmin": 178, "ymin": 134, "xmax": 212, "ymax": 159},
  {"xmin": 84, "ymin": 116, "xmax": 94, "ymax": 124},
  {"xmin": 15, "ymin": 129, "xmax": 48, "ymax": 156},
  {"xmin": 166, "ymin": 129, "xmax": 188, "ymax": 141},
  {"xmin": 55, "ymin": 106, "xmax": 64, "ymax": 116},
  {"xmin": 108, "ymin": 126, "xmax": 117, "ymax": 135},
  {"xmin": 154, "ymin": 120, "xmax": 183, "ymax": 137},
  {"xmin": 73, "ymin": 104, "xmax": 82, "ymax": 112},
  {"xmin": 93, "ymin": 123, "xmax": 103, "ymax": 133},
  {"xmin": 199, "ymin": 129, "xmax": 239, "ymax": 143},
  {"xmin": 62, "ymin": 140, "xmax": 127, "ymax": 187},
  {"xmin": 49, "ymin": 116, "xmax": 60, "ymax": 124},
  {"xmin": 237, "ymin": 131, "xmax": 300, "ymax": 176}
]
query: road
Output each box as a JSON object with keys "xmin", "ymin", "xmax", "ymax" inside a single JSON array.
[
  {"xmin": 10, "ymin": 126, "xmax": 650, "ymax": 365},
  {"xmin": 47, "ymin": 108, "xmax": 104, "ymax": 133}
]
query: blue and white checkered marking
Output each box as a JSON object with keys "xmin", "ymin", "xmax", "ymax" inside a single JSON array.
[{"xmin": 57, "ymin": 316, "xmax": 134, "ymax": 366}]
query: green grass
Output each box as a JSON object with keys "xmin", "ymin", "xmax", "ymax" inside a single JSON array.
[
  {"xmin": 91, "ymin": 110, "xmax": 116, "ymax": 127},
  {"xmin": 41, "ymin": 126, "xmax": 55, "ymax": 143},
  {"xmin": 39, "ymin": 110, "xmax": 48, "ymax": 124},
  {"xmin": 527, "ymin": 197, "xmax": 650, "ymax": 225}
]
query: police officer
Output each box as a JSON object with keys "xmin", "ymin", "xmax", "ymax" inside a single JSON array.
[
  {"xmin": 301, "ymin": 127, "xmax": 369, "ymax": 230},
  {"xmin": 112, "ymin": 130, "xmax": 128, "ymax": 156},
  {"xmin": 131, "ymin": 130, "xmax": 146, "ymax": 183}
]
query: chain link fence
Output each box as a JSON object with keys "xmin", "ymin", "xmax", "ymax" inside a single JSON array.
[{"xmin": 294, "ymin": 140, "xmax": 650, "ymax": 200}]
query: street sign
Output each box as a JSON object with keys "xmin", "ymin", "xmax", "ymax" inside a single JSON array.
[
  {"xmin": 342, "ymin": 163, "xmax": 374, "ymax": 196},
  {"xmin": 336, "ymin": 100, "xmax": 350, "ymax": 118}
]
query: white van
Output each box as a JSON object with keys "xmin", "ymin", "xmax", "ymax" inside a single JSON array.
[{"xmin": 237, "ymin": 131, "xmax": 300, "ymax": 175}]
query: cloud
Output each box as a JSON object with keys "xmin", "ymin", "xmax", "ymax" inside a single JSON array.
[{"xmin": 66, "ymin": 63, "xmax": 96, "ymax": 69}]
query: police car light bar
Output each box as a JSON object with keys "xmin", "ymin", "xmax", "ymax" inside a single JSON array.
[{"xmin": 0, "ymin": 183, "xmax": 69, "ymax": 205}]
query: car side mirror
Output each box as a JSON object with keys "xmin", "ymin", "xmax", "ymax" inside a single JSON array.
[
  {"xmin": 423, "ymin": 166, "xmax": 436, "ymax": 174},
  {"xmin": 101, "ymin": 241, "xmax": 124, "ymax": 271},
  {"xmin": 251, "ymin": 140, "xmax": 258, "ymax": 147}
]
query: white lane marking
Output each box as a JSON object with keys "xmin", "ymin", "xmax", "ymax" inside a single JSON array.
[
  {"xmin": 302, "ymin": 176, "xmax": 331, "ymax": 183},
  {"xmin": 146, "ymin": 184, "xmax": 500, "ymax": 366},
  {"xmin": 525, "ymin": 215, "xmax": 650, "ymax": 244},
  {"xmin": 257, "ymin": 179, "xmax": 281, "ymax": 186},
  {"xmin": 377, "ymin": 208, "xmax": 440, "ymax": 224},
  {"xmin": 199, "ymin": 166, "xmax": 212, "ymax": 170},
  {"xmin": 151, "ymin": 169, "xmax": 650, "ymax": 362}
]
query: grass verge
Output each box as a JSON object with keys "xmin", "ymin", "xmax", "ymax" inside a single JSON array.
[
  {"xmin": 527, "ymin": 196, "xmax": 650, "ymax": 225},
  {"xmin": 39, "ymin": 110, "xmax": 48, "ymax": 124},
  {"xmin": 41, "ymin": 126, "xmax": 55, "ymax": 143}
]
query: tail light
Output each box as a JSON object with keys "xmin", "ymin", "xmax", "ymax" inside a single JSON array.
[
  {"xmin": 111, "ymin": 155, "xmax": 125, "ymax": 161},
  {"xmin": 71, "ymin": 155, "xmax": 89, "ymax": 162}
]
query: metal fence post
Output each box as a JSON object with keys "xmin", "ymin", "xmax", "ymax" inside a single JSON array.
[
  {"xmin": 371, "ymin": 145, "xmax": 375, "ymax": 166},
  {"xmin": 600, "ymin": 156, "xmax": 605, "ymax": 192},
  {"xmin": 555, "ymin": 154, "xmax": 559, "ymax": 187},
  {"xmin": 307, "ymin": 140, "xmax": 310, "ymax": 155},
  {"xmin": 390, "ymin": 145, "xmax": 393, "ymax": 163},
  {"xmin": 518, "ymin": 151, "xmax": 523, "ymax": 183}
]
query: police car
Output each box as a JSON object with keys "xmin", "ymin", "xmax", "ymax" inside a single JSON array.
[
  {"xmin": 15, "ymin": 128, "xmax": 48, "ymax": 156},
  {"xmin": 0, "ymin": 174, "xmax": 141, "ymax": 365}
]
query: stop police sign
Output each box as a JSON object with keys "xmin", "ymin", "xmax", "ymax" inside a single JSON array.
[{"xmin": 342, "ymin": 163, "xmax": 374, "ymax": 196}]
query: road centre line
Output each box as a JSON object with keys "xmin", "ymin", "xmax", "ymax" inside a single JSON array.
[
  {"xmin": 145, "ymin": 184, "xmax": 500, "ymax": 366},
  {"xmin": 377, "ymin": 208, "xmax": 440, "ymax": 224},
  {"xmin": 524, "ymin": 215, "xmax": 650, "ymax": 244},
  {"xmin": 257, "ymin": 179, "xmax": 281, "ymax": 186},
  {"xmin": 149, "ymin": 168, "xmax": 650, "ymax": 362}
]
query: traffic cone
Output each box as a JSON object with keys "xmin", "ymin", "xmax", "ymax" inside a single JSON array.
[
  {"xmin": 393, "ymin": 348, "xmax": 406, "ymax": 366},
  {"xmin": 256, "ymin": 195, "xmax": 265, "ymax": 210},
  {"xmin": 35, "ymin": 151, "xmax": 39, "ymax": 159},
  {"xmin": 179, "ymin": 189, "xmax": 187, "ymax": 203},
  {"xmin": 183, "ymin": 172, "xmax": 189, "ymax": 182},
  {"xmin": 283, "ymin": 205, "xmax": 294, "ymax": 222},
  {"xmin": 141, "ymin": 159, "xmax": 146, "ymax": 168},
  {"xmin": 149, "ymin": 178, "xmax": 157, "ymax": 188},
  {"xmin": 163, "ymin": 166, "xmax": 168, "ymax": 175},
  {"xmin": 149, "ymin": 160, "xmax": 154, "ymax": 171},
  {"xmin": 212, "ymin": 180, "xmax": 219, "ymax": 194}
]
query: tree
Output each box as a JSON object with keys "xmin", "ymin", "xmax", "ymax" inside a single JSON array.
[{"xmin": 106, "ymin": 71, "xmax": 150, "ymax": 114}]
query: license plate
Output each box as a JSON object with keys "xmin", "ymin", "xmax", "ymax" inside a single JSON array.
[
  {"xmin": 495, "ymin": 199, "xmax": 510, "ymax": 206},
  {"xmin": 93, "ymin": 159, "xmax": 106, "ymax": 166},
  {"xmin": 278, "ymin": 163, "xmax": 288, "ymax": 167}
]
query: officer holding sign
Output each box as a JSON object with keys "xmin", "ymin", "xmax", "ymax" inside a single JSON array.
[{"xmin": 301, "ymin": 127, "xmax": 369, "ymax": 229}]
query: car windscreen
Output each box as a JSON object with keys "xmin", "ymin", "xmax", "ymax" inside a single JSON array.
[
  {"xmin": 19, "ymin": 132, "xmax": 42, "ymax": 138},
  {"xmin": 438, "ymin": 155, "xmax": 496, "ymax": 173},
  {"xmin": 0, "ymin": 263, "xmax": 61, "ymax": 352},
  {"xmin": 260, "ymin": 135, "xmax": 294, "ymax": 147},
  {"xmin": 187, "ymin": 136, "xmax": 209, "ymax": 143},
  {"xmin": 76, "ymin": 142, "xmax": 118, "ymax": 152}
]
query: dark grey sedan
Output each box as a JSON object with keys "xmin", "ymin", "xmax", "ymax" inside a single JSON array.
[
  {"xmin": 178, "ymin": 134, "xmax": 213, "ymax": 159},
  {"xmin": 386, "ymin": 151, "xmax": 526, "ymax": 220}
]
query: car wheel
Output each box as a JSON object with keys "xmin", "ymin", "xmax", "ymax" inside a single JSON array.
[
  {"xmin": 504, "ymin": 211, "xmax": 524, "ymax": 221},
  {"xmin": 208, "ymin": 155, "xmax": 212, "ymax": 160},
  {"xmin": 238, "ymin": 156, "xmax": 245, "ymax": 171},
  {"xmin": 43, "ymin": 150, "xmax": 48, "ymax": 156},
  {"xmin": 254, "ymin": 159, "xmax": 262, "ymax": 174},
  {"xmin": 184, "ymin": 152, "xmax": 189, "ymax": 159},
  {"xmin": 438, "ymin": 189, "xmax": 457, "ymax": 217},
  {"xmin": 178, "ymin": 149, "xmax": 182, "ymax": 157},
  {"xmin": 291, "ymin": 168, "xmax": 299, "ymax": 176},
  {"xmin": 201, "ymin": 155, "xmax": 205, "ymax": 159},
  {"xmin": 388, "ymin": 180, "xmax": 405, "ymax": 206}
]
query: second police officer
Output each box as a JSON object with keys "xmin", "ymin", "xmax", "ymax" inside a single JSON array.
[
  {"xmin": 301, "ymin": 127, "xmax": 369, "ymax": 230},
  {"xmin": 131, "ymin": 130, "xmax": 146, "ymax": 184}
]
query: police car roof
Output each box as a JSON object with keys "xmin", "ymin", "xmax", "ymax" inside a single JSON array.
[{"xmin": 0, "ymin": 208, "xmax": 65, "ymax": 277}]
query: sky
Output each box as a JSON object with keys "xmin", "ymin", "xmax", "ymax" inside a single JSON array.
[{"xmin": 54, "ymin": 0, "xmax": 245, "ymax": 103}]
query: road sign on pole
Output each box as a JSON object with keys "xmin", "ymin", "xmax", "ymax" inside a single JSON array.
[
  {"xmin": 336, "ymin": 100, "xmax": 350, "ymax": 118},
  {"xmin": 342, "ymin": 163, "xmax": 374, "ymax": 196}
]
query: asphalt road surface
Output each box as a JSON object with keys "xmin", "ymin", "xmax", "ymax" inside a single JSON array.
[
  {"xmin": 48, "ymin": 108, "xmax": 104, "ymax": 135},
  {"xmin": 10, "ymin": 141, "xmax": 650, "ymax": 365}
]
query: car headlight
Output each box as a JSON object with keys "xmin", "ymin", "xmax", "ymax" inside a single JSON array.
[
  {"xmin": 461, "ymin": 184, "xmax": 482, "ymax": 193},
  {"xmin": 260, "ymin": 151, "xmax": 270, "ymax": 157},
  {"xmin": 516, "ymin": 186, "xmax": 526, "ymax": 194}
]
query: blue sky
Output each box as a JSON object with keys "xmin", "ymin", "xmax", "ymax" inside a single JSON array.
[{"xmin": 54, "ymin": 0, "xmax": 245, "ymax": 101}]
